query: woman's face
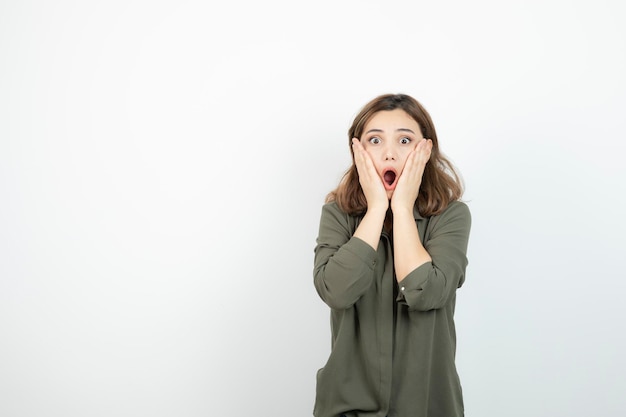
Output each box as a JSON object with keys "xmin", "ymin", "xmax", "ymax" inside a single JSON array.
[{"xmin": 360, "ymin": 109, "xmax": 423, "ymax": 199}]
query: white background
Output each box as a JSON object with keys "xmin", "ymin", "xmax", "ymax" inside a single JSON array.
[{"xmin": 1, "ymin": 0, "xmax": 625, "ymax": 416}]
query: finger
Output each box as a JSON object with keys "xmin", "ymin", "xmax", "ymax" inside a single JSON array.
[
  {"xmin": 414, "ymin": 139, "xmax": 432, "ymax": 162},
  {"xmin": 352, "ymin": 137, "xmax": 370, "ymax": 153},
  {"xmin": 352, "ymin": 139, "xmax": 370, "ymax": 165},
  {"xmin": 423, "ymin": 139, "xmax": 433, "ymax": 160},
  {"xmin": 402, "ymin": 141, "xmax": 430, "ymax": 180},
  {"xmin": 352, "ymin": 139, "xmax": 379, "ymax": 185},
  {"xmin": 352, "ymin": 139, "xmax": 366, "ymax": 169},
  {"xmin": 355, "ymin": 141, "xmax": 376, "ymax": 172},
  {"xmin": 406, "ymin": 144, "xmax": 423, "ymax": 169}
]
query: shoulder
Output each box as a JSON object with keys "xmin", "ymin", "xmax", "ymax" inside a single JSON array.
[
  {"xmin": 428, "ymin": 200, "xmax": 471, "ymax": 231},
  {"xmin": 320, "ymin": 201, "xmax": 343, "ymax": 218},
  {"xmin": 443, "ymin": 200, "xmax": 471, "ymax": 218},
  {"xmin": 319, "ymin": 201, "xmax": 360, "ymax": 234},
  {"xmin": 321, "ymin": 201, "xmax": 359, "ymax": 218}
]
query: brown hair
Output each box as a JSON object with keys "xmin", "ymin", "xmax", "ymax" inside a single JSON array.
[{"xmin": 326, "ymin": 93, "xmax": 463, "ymax": 217}]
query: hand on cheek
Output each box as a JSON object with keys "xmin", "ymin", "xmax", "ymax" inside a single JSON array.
[
  {"xmin": 352, "ymin": 138, "xmax": 389, "ymax": 212},
  {"xmin": 391, "ymin": 139, "xmax": 433, "ymax": 213}
]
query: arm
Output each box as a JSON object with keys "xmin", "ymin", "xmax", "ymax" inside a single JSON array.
[
  {"xmin": 313, "ymin": 139, "xmax": 388, "ymax": 309},
  {"xmin": 351, "ymin": 138, "xmax": 388, "ymax": 249},
  {"xmin": 392, "ymin": 207, "xmax": 432, "ymax": 281},
  {"xmin": 391, "ymin": 138, "xmax": 433, "ymax": 280},
  {"xmin": 313, "ymin": 203, "xmax": 379, "ymax": 310},
  {"xmin": 396, "ymin": 201, "xmax": 471, "ymax": 311}
]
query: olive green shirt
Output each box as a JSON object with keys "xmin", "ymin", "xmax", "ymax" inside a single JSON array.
[{"xmin": 313, "ymin": 200, "xmax": 471, "ymax": 417}]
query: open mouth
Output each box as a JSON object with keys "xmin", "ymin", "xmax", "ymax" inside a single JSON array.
[{"xmin": 382, "ymin": 169, "xmax": 397, "ymax": 189}]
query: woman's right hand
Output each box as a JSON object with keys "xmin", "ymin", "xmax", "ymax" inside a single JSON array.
[{"xmin": 352, "ymin": 138, "xmax": 389, "ymax": 212}]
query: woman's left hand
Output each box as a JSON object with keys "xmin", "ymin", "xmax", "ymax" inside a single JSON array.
[{"xmin": 391, "ymin": 139, "xmax": 433, "ymax": 213}]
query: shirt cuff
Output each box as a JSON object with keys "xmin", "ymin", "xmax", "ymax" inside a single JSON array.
[
  {"xmin": 346, "ymin": 236, "xmax": 379, "ymax": 269},
  {"xmin": 396, "ymin": 261, "xmax": 432, "ymax": 303}
]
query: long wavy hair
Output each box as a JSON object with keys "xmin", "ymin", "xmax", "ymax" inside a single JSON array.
[{"xmin": 326, "ymin": 93, "xmax": 464, "ymax": 217}]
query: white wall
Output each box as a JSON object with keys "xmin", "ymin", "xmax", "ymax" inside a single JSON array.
[{"xmin": 1, "ymin": 0, "xmax": 625, "ymax": 416}]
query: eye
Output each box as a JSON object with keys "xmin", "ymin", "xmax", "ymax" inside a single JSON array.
[
  {"xmin": 399, "ymin": 136, "xmax": 412, "ymax": 144},
  {"xmin": 368, "ymin": 137, "xmax": 381, "ymax": 145}
]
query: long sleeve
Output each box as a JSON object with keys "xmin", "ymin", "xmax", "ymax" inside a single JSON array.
[
  {"xmin": 313, "ymin": 201, "xmax": 469, "ymax": 417},
  {"xmin": 396, "ymin": 201, "xmax": 471, "ymax": 311},
  {"xmin": 313, "ymin": 203, "xmax": 379, "ymax": 310}
]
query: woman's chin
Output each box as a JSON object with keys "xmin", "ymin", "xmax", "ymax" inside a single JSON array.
[{"xmin": 386, "ymin": 190, "xmax": 394, "ymax": 200}]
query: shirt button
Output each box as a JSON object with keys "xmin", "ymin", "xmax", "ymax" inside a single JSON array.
[{"xmin": 401, "ymin": 287, "xmax": 405, "ymax": 291}]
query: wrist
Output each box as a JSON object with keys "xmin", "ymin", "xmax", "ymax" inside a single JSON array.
[
  {"xmin": 366, "ymin": 204, "xmax": 388, "ymax": 217},
  {"xmin": 391, "ymin": 204, "xmax": 414, "ymax": 218}
]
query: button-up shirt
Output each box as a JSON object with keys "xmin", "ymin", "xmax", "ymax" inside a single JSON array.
[{"xmin": 313, "ymin": 200, "xmax": 471, "ymax": 417}]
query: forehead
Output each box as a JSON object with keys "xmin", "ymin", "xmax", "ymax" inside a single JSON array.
[{"xmin": 364, "ymin": 109, "xmax": 420, "ymax": 132}]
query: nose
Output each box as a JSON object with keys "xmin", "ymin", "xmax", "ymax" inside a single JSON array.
[{"xmin": 384, "ymin": 145, "xmax": 396, "ymax": 161}]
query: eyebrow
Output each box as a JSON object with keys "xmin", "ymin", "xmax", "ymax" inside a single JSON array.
[{"xmin": 364, "ymin": 128, "xmax": 416, "ymax": 135}]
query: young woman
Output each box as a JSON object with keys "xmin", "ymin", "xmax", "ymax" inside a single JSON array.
[{"xmin": 313, "ymin": 94, "xmax": 471, "ymax": 417}]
